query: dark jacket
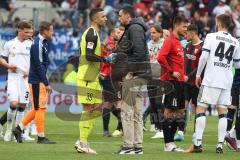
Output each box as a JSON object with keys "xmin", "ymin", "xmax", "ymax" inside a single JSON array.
[
  {"xmin": 116, "ymin": 17, "xmax": 151, "ymax": 78},
  {"xmin": 28, "ymin": 35, "xmax": 50, "ymax": 85}
]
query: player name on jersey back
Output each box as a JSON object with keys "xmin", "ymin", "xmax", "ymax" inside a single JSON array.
[{"xmin": 201, "ymin": 31, "xmax": 240, "ymax": 89}]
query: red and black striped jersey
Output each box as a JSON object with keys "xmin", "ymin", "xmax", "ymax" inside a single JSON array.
[{"xmin": 184, "ymin": 41, "xmax": 203, "ymax": 85}]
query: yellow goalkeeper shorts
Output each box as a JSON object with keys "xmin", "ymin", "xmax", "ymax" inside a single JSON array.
[{"xmin": 77, "ymin": 79, "xmax": 102, "ymax": 104}]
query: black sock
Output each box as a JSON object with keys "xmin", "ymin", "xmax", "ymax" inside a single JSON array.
[
  {"xmin": 157, "ymin": 109, "xmax": 164, "ymax": 130},
  {"xmin": 142, "ymin": 106, "xmax": 150, "ymax": 126},
  {"xmin": 227, "ymin": 108, "xmax": 236, "ymax": 131},
  {"xmin": 150, "ymin": 113, "xmax": 155, "ymax": 125},
  {"xmin": 163, "ymin": 118, "xmax": 174, "ymax": 143},
  {"xmin": 177, "ymin": 118, "xmax": 185, "ymax": 132},
  {"xmin": 102, "ymin": 108, "xmax": 111, "ymax": 131},
  {"xmin": 112, "ymin": 108, "xmax": 122, "ymax": 130},
  {"xmin": 116, "ymin": 121, "xmax": 122, "ymax": 131},
  {"xmin": 235, "ymin": 108, "xmax": 240, "ymax": 140},
  {"xmin": 171, "ymin": 120, "xmax": 178, "ymax": 141},
  {"xmin": 0, "ymin": 111, "xmax": 7, "ymax": 126}
]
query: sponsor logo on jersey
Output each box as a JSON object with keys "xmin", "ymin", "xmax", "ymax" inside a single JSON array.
[{"xmin": 87, "ymin": 42, "xmax": 94, "ymax": 49}]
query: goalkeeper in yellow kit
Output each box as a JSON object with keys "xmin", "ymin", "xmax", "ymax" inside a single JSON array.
[{"xmin": 75, "ymin": 8, "xmax": 115, "ymax": 154}]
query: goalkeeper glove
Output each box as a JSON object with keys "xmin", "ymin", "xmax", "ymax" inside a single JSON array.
[{"xmin": 103, "ymin": 53, "xmax": 117, "ymax": 63}]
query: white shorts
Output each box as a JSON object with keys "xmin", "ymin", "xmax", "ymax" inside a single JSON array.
[
  {"xmin": 197, "ymin": 85, "xmax": 231, "ymax": 108},
  {"xmin": 7, "ymin": 74, "xmax": 29, "ymax": 104}
]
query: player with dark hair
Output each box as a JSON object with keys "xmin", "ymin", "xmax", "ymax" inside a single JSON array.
[
  {"xmin": 177, "ymin": 24, "xmax": 203, "ymax": 142},
  {"xmin": 185, "ymin": 14, "xmax": 240, "ymax": 154},
  {"xmin": 157, "ymin": 15, "xmax": 188, "ymax": 152},
  {"xmin": 73, "ymin": 8, "xmax": 115, "ymax": 154}
]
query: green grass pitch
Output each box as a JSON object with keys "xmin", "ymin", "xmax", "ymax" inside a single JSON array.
[{"xmin": 0, "ymin": 112, "xmax": 239, "ymax": 160}]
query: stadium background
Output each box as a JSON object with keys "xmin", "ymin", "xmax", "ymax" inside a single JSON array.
[{"xmin": 0, "ymin": 0, "xmax": 240, "ymax": 159}]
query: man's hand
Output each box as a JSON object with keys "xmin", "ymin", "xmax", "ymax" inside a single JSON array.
[
  {"xmin": 46, "ymin": 85, "xmax": 52, "ymax": 94},
  {"xmin": 8, "ymin": 64, "xmax": 17, "ymax": 72},
  {"xmin": 184, "ymin": 75, "xmax": 189, "ymax": 82},
  {"xmin": 172, "ymin": 72, "xmax": 181, "ymax": 80},
  {"xmin": 195, "ymin": 76, "xmax": 202, "ymax": 88}
]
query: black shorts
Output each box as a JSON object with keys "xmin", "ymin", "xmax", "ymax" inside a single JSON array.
[
  {"xmin": 184, "ymin": 83, "xmax": 199, "ymax": 106},
  {"xmin": 147, "ymin": 86, "xmax": 164, "ymax": 111},
  {"xmin": 231, "ymin": 86, "xmax": 239, "ymax": 107},
  {"xmin": 164, "ymin": 81, "xmax": 185, "ymax": 110},
  {"xmin": 99, "ymin": 75, "xmax": 119, "ymax": 102}
]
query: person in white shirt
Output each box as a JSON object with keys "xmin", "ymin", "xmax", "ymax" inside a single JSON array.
[
  {"xmin": 145, "ymin": 25, "xmax": 165, "ymax": 138},
  {"xmin": 0, "ymin": 20, "xmax": 33, "ymax": 142},
  {"xmin": 212, "ymin": 0, "xmax": 231, "ymax": 16},
  {"xmin": 185, "ymin": 14, "xmax": 240, "ymax": 154}
]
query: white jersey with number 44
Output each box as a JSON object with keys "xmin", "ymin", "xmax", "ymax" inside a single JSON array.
[{"xmin": 201, "ymin": 31, "xmax": 240, "ymax": 89}]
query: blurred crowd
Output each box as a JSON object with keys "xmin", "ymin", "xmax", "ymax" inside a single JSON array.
[
  {"xmin": 47, "ymin": 0, "xmax": 240, "ymax": 39},
  {"xmin": 0, "ymin": 0, "xmax": 240, "ymax": 48}
]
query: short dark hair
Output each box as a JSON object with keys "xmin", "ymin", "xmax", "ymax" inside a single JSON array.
[
  {"xmin": 120, "ymin": 6, "xmax": 135, "ymax": 18},
  {"xmin": 89, "ymin": 8, "xmax": 104, "ymax": 21},
  {"xmin": 39, "ymin": 21, "xmax": 52, "ymax": 34},
  {"xmin": 187, "ymin": 24, "xmax": 198, "ymax": 34},
  {"xmin": 17, "ymin": 20, "xmax": 32, "ymax": 30},
  {"xmin": 216, "ymin": 14, "xmax": 233, "ymax": 30},
  {"xmin": 173, "ymin": 15, "xmax": 188, "ymax": 28},
  {"xmin": 108, "ymin": 27, "xmax": 115, "ymax": 36},
  {"xmin": 150, "ymin": 25, "xmax": 163, "ymax": 33}
]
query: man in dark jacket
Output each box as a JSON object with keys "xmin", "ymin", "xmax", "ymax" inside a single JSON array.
[{"xmin": 114, "ymin": 6, "xmax": 150, "ymax": 155}]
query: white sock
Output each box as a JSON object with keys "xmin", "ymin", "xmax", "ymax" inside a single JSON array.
[
  {"xmin": 194, "ymin": 115, "xmax": 206, "ymax": 146},
  {"xmin": 15, "ymin": 111, "xmax": 24, "ymax": 126},
  {"xmin": 229, "ymin": 128, "xmax": 236, "ymax": 139},
  {"xmin": 38, "ymin": 132, "xmax": 45, "ymax": 137},
  {"xmin": 19, "ymin": 123, "xmax": 25, "ymax": 130},
  {"xmin": 6, "ymin": 108, "xmax": 16, "ymax": 131},
  {"xmin": 237, "ymin": 140, "xmax": 240, "ymax": 149},
  {"xmin": 218, "ymin": 116, "xmax": 227, "ymax": 143},
  {"xmin": 24, "ymin": 123, "xmax": 30, "ymax": 136}
]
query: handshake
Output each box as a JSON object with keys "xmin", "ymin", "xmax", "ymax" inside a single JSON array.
[{"xmin": 103, "ymin": 53, "xmax": 117, "ymax": 63}]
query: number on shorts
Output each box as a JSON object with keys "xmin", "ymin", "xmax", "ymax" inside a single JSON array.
[
  {"xmin": 25, "ymin": 91, "xmax": 29, "ymax": 100},
  {"xmin": 86, "ymin": 93, "xmax": 93, "ymax": 101}
]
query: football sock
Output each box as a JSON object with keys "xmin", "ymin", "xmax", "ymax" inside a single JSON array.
[
  {"xmin": 218, "ymin": 114, "xmax": 227, "ymax": 143},
  {"xmin": 6, "ymin": 106, "xmax": 17, "ymax": 131},
  {"xmin": 35, "ymin": 108, "xmax": 46, "ymax": 137},
  {"xmin": 102, "ymin": 108, "xmax": 110, "ymax": 131},
  {"xmin": 163, "ymin": 118, "xmax": 174, "ymax": 144},
  {"xmin": 195, "ymin": 113, "xmax": 206, "ymax": 146},
  {"xmin": 227, "ymin": 108, "xmax": 236, "ymax": 131},
  {"xmin": 177, "ymin": 117, "xmax": 185, "ymax": 132},
  {"xmin": 16, "ymin": 107, "xmax": 25, "ymax": 126},
  {"xmin": 79, "ymin": 110, "xmax": 100, "ymax": 143},
  {"xmin": 0, "ymin": 111, "xmax": 7, "ymax": 126},
  {"xmin": 112, "ymin": 108, "xmax": 122, "ymax": 130}
]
